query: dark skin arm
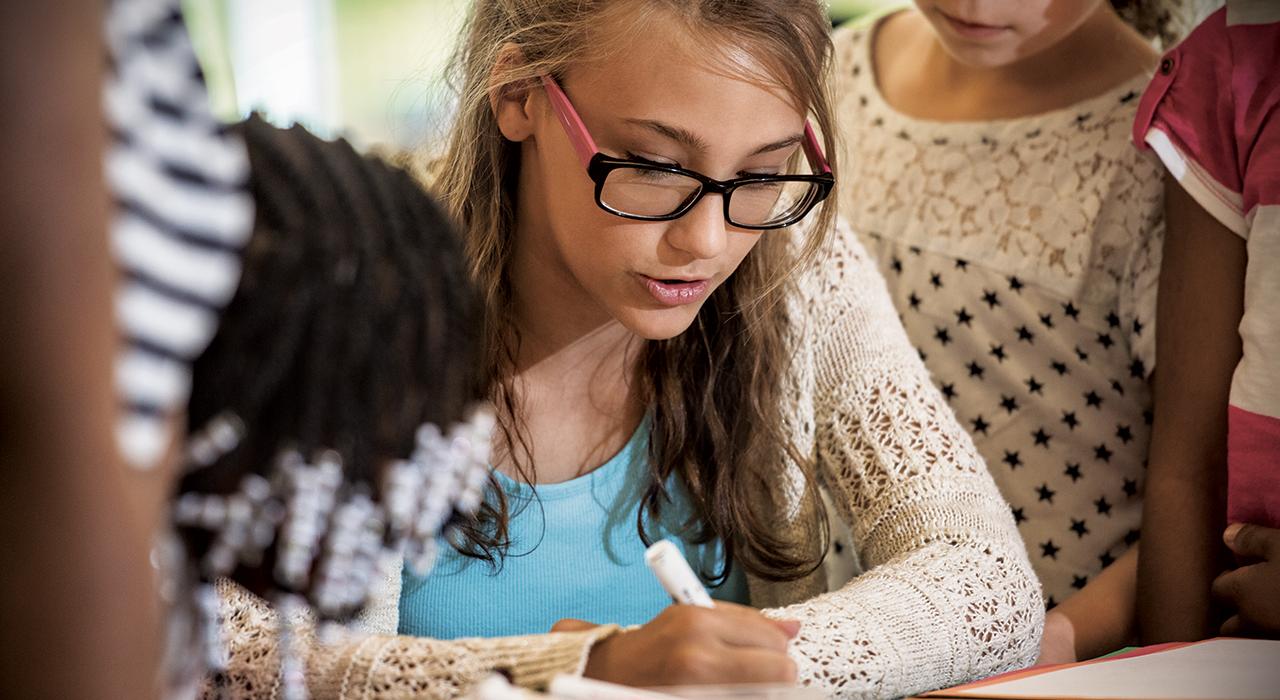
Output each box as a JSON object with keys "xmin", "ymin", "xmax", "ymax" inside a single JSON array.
[
  {"xmin": 0, "ymin": 4, "xmax": 161, "ymax": 697},
  {"xmin": 1137, "ymin": 174, "xmax": 1243, "ymax": 643}
]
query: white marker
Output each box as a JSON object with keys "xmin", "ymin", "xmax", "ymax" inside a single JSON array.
[
  {"xmin": 549, "ymin": 675, "xmax": 681, "ymax": 700},
  {"xmin": 644, "ymin": 539, "xmax": 714, "ymax": 608}
]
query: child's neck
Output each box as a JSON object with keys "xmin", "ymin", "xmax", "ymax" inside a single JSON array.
[
  {"xmin": 501, "ymin": 242, "xmax": 645, "ymax": 485},
  {"xmin": 875, "ymin": 5, "xmax": 1157, "ymax": 122}
]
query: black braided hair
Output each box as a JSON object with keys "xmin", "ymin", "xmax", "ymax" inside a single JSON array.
[{"xmin": 179, "ymin": 116, "xmax": 483, "ymax": 590}]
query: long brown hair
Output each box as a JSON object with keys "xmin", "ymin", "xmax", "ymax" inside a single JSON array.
[{"xmin": 431, "ymin": 0, "xmax": 837, "ymax": 582}]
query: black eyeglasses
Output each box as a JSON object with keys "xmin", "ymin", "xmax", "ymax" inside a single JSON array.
[{"xmin": 541, "ymin": 75, "xmax": 834, "ymax": 231}]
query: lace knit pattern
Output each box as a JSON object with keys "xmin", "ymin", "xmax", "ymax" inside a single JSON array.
[
  {"xmin": 823, "ymin": 19, "xmax": 1165, "ymax": 605},
  {"xmin": 210, "ymin": 219, "xmax": 1043, "ymax": 699}
]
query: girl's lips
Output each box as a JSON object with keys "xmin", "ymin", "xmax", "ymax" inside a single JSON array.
[
  {"xmin": 936, "ymin": 10, "xmax": 1011, "ymax": 41},
  {"xmin": 639, "ymin": 275, "xmax": 711, "ymax": 307}
]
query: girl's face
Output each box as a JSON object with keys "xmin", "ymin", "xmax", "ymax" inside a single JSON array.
[
  {"xmin": 913, "ymin": 0, "xmax": 1106, "ymax": 67},
  {"xmin": 498, "ymin": 13, "xmax": 811, "ymax": 341}
]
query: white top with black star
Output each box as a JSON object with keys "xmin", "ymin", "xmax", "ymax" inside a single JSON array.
[{"xmin": 826, "ymin": 18, "xmax": 1164, "ymax": 606}]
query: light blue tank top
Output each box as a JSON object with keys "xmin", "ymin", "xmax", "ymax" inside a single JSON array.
[{"xmin": 398, "ymin": 424, "xmax": 748, "ymax": 639}]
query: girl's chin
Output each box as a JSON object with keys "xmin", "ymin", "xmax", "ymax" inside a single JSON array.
[{"xmin": 615, "ymin": 305, "xmax": 704, "ymax": 341}]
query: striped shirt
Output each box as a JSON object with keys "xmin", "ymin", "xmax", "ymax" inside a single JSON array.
[
  {"xmin": 1133, "ymin": 1, "xmax": 1280, "ymax": 528},
  {"xmin": 104, "ymin": 0, "xmax": 252, "ymax": 468}
]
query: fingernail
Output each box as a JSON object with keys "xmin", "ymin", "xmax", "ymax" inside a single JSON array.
[
  {"xmin": 776, "ymin": 619, "xmax": 801, "ymax": 637},
  {"xmin": 1224, "ymin": 522, "xmax": 1243, "ymax": 545}
]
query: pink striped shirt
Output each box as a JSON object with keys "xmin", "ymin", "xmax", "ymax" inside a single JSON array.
[{"xmin": 1133, "ymin": 1, "xmax": 1280, "ymax": 529}]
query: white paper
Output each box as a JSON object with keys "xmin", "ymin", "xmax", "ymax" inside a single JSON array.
[{"xmin": 949, "ymin": 639, "xmax": 1280, "ymax": 699}]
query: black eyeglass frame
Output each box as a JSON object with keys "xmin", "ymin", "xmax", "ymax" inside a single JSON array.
[
  {"xmin": 583, "ymin": 153, "xmax": 834, "ymax": 231},
  {"xmin": 540, "ymin": 74, "xmax": 834, "ymax": 232}
]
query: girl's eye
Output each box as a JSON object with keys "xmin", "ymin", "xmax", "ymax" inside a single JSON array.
[{"xmin": 624, "ymin": 151, "xmax": 679, "ymax": 168}]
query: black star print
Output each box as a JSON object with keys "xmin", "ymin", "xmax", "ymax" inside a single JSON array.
[
  {"xmin": 1046, "ymin": 596, "xmax": 1058, "ymax": 609},
  {"xmin": 1099, "ymin": 551, "xmax": 1115, "ymax": 568},
  {"xmin": 1063, "ymin": 302, "xmax": 1081, "ymax": 320},
  {"xmin": 1017, "ymin": 325, "xmax": 1036, "ymax": 343},
  {"xmin": 1097, "ymin": 332, "xmax": 1115, "ymax": 349},
  {"xmin": 1110, "ymin": 379, "xmax": 1126, "ymax": 396},
  {"xmin": 1106, "ymin": 311, "xmax": 1121, "ymax": 328},
  {"xmin": 955, "ymin": 307, "xmax": 974, "ymax": 326},
  {"xmin": 1008, "ymin": 275, "xmax": 1025, "ymax": 292},
  {"xmin": 1133, "ymin": 318, "xmax": 1144, "ymax": 335},
  {"xmin": 1094, "ymin": 443, "xmax": 1113, "ymax": 462},
  {"xmin": 1124, "ymin": 529, "xmax": 1140, "ymax": 545},
  {"xmin": 1000, "ymin": 395, "xmax": 1020, "ymax": 414},
  {"xmin": 1064, "ymin": 462, "xmax": 1083, "ymax": 482},
  {"xmin": 1012, "ymin": 506, "xmax": 1026, "ymax": 525},
  {"xmin": 1094, "ymin": 496, "xmax": 1112, "ymax": 516},
  {"xmin": 1130, "ymin": 359, "xmax": 1147, "ymax": 379},
  {"xmin": 941, "ymin": 382, "xmax": 958, "ymax": 401},
  {"xmin": 1070, "ymin": 518, "xmax": 1090, "ymax": 538},
  {"xmin": 1039, "ymin": 312, "xmax": 1055, "ymax": 328},
  {"xmin": 1123, "ymin": 478, "xmax": 1138, "ymax": 498},
  {"xmin": 955, "ymin": 258, "xmax": 969, "ymax": 270},
  {"xmin": 1041, "ymin": 540, "xmax": 1061, "ymax": 559},
  {"xmin": 1084, "ymin": 390, "xmax": 1104, "ymax": 409},
  {"xmin": 1071, "ymin": 575, "xmax": 1089, "ymax": 590},
  {"xmin": 930, "ymin": 272, "xmax": 944, "ymax": 289},
  {"xmin": 909, "ymin": 245, "xmax": 922, "ymax": 255},
  {"xmin": 971, "ymin": 415, "xmax": 991, "ymax": 435},
  {"xmin": 935, "ymin": 326, "xmax": 952, "ymax": 345},
  {"xmin": 1115, "ymin": 425, "xmax": 1134, "ymax": 444},
  {"xmin": 908, "ymin": 291, "xmax": 922, "ymax": 310},
  {"xmin": 1143, "ymin": 409, "xmax": 1154, "ymax": 426},
  {"xmin": 990, "ymin": 344, "xmax": 1007, "ymax": 362},
  {"xmin": 918, "ymin": 348, "xmax": 928, "ymax": 363},
  {"xmin": 1003, "ymin": 450, "xmax": 1023, "ymax": 469},
  {"xmin": 890, "ymin": 256, "xmax": 903, "ymax": 274},
  {"xmin": 1032, "ymin": 428, "xmax": 1052, "ymax": 448},
  {"xmin": 1025, "ymin": 376, "xmax": 1045, "ymax": 395},
  {"xmin": 1051, "ymin": 360, "xmax": 1069, "ymax": 376},
  {"xmin": 1062, "ymin": 411, "xmax": 1080, "ymax": 431},
  {"xmin": 982, "ymin": 289, "xmax": 1001, "ymax": 309},
  {"xmin": 1076, "ymin": 346, "xmax": 1090, "ymax": 362},
  {"xmin": 967, "ymin": 361, "xmax": 985, "ymax": 379},
  {"xmin": 1037, "ymin": 483, "xmax": 1056, "ymax": 503}
]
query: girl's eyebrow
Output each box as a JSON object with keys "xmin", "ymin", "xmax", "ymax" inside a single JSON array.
[{"xmin": 623, "ymin": 118, "xmax": 801, "ymax": 157}]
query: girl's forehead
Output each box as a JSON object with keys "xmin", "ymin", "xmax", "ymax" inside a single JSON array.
[{"xmin": 571, "ymin": 11, "xmax": 801, "ymax": 115}]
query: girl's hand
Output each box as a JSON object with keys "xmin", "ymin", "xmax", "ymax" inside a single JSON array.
[
  {"xmin": 562, "ymin": 603, "xmax": 800, "ymax": 686},
  {"xmin": 1213, "ymin": 523, "xmax": 1280, "ymax": 636}
]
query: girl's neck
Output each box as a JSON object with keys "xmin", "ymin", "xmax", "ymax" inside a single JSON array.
[
  {"xmin": 877, "ymin": 5, "xmax": 1157, "ymax": 122},
  {"xmin": 500, "ymin": 220, "xmax": 645, "ymax": 484}
]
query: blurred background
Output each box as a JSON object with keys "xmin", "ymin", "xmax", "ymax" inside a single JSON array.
[{"xmin": 184, "ymin": 0, "xmax": 904, "ymax": 151}]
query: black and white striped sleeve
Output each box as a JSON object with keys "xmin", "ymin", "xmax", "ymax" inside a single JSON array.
[{"xmin": 104, "ymin": 0, "xmax": 252, "ymax": 468}]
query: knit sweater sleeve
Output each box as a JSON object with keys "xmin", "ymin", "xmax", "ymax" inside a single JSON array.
[
  {"xmin": 210, "ymin": 579, "xmax": 618, "ymax": 699},
  {"xmin": 767, "ymin": 219, "xmax": 1044, "ymax": 698}
]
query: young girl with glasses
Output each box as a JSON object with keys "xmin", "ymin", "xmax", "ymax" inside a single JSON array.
[{"xmin": 216, "ymin": 1, "xmax": 1042, "ymax": 697}]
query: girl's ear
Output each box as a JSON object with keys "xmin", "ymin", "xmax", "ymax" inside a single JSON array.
[{"xmin": 489, "ymin": 43, "xmax": 538, "ymax": 143}]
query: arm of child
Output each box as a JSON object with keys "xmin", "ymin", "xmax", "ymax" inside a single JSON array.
[
  {"xmin": 213, "ymin": 579, "xmax": 622, "ymax": 699},
  {"xmin": 0, "ymin": 5, "xmax": 163, "ymax": 698},
  {"xmin": 1136, "ymin": 174, "xmax": 1244, "ymax": 642},
  {"xmin": 766, "ymin": 220, "xmax": 1044, "ymax": 697},
  {"xmin": 1038, "ymin": 546, "xmax": 1138, "ymax": 665}
]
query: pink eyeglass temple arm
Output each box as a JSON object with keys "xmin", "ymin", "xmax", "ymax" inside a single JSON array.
[
  {"xmin": 541, "ymin": 75, "xmax": 599, "ymax": 168},
  {"xmin": 540, "ymin": 74, "xmax": 832, "ymax": 176}
]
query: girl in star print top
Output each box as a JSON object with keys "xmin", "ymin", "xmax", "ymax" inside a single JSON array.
[{"xmin": 825, "ymin": 0, "xmax": 1216, "ymax": 665}]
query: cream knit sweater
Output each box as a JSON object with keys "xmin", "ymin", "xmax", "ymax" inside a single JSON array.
[{"xmin": 213, "ymin": 219, "xmax": 1044, "ymax": 699}]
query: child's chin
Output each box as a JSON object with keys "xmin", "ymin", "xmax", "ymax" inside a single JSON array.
[{"xmin": 619, "ymin": 305, "xmax": 703, "ymax": 341}]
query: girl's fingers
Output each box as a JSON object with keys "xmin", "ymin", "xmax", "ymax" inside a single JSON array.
[{"xmin": 715, "ymin": 648, "xmax": 798, "ymax": 684}]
